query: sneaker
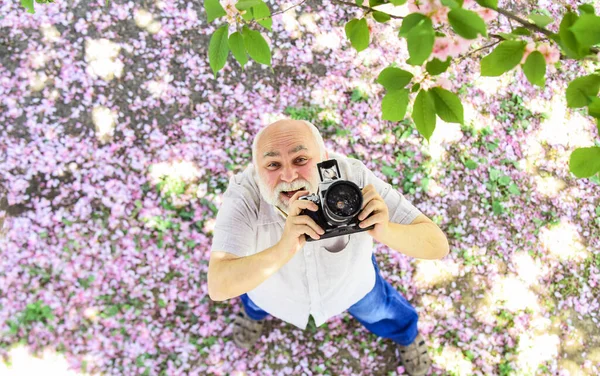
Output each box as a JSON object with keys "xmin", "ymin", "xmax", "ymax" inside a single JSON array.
[
  {"xmin": 232, "ymin": 306, "xmax": 264, "ymax": 350},
  {"xmin": 398, "ymin": 333, "xmax": 431, "ymax": 376}
]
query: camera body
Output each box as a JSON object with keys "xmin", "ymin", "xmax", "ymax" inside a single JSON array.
[{"xmin": 299, "ymin": 159, "xmax": 374, "ymax": 242}]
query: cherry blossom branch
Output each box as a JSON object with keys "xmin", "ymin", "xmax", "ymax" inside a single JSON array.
[{"xmin": 331, "ymin": 2, "xmax": 600, "ymax": 56}]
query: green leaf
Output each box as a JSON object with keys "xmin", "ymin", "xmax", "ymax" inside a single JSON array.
[
  {"xmin": 390, "ymin": 0, "xmax": 408, "ymax": 4},
  {"xmin": 106, "ymin": 305, "xmax": 119, "ymax": 317},
  {"xmin": 492, "ymin": 200, "xmax": 504, "ymax": 215},
  {"xmin": 412, "ymin": 90, "xmax": 437, "ymax": 141},
  {"xmin": 475, "ymin": 0, "xmax": 497, "ymax": 9},
  {"xmin": 489, "ymin": 168, "xmax": 501, "ymax": 181},
  {"xmin": 208, "ymin": 25, "xmax": 230, "ymax": 77},
  {"xmin": 512, "ymin": 27, "xmax": 532, "ymax": 36},
  {"xmin": 228, "ymin": 32, "xmax": 248, "ymax": 69},
  {"xmin": 559, "ymin": 12, "xmax": 589, "ymax": 59},
  {"xmin": 204, "ymin": 0, "xmax": 226, "ymax": 22},
  {"xmin": 426, "ymin": 58, "xmax": 451, "ymax": 75},
  {"xmin": 398, "ymin": 13, "xmax": 427, "ymax": 38},
  {"xmin": 480, "ymin": 40, "xmax": 527, "ymax": 77},
  {"xmin": 498, "ymin": 32, "xmax": 516, "ymax": 40},
  {"xmin": 411, "ymin": 83, "xmax": 421, "ymax": 93},
  {"xmin": 252, "ymin": 2, "xmax": 272, "ymax": 31},
  {"xmin": 448, "ymin": 8, "xmax": 488, "ymax": 40},
  {"xmin": 407, "ymin": 17, "xmax": 435, "ymax": 65},
  {"xmin": 241, "ymin": 7, "xmax": 253, "ymax": 21},
  {"xmin": 382, "ymin": 165, "xmax": 400, "ymax": 178},
  {"xmin": 382, "ymin": 89, "xmax": 410, "ymax": 121},
  {"xmin": 235, "ymin": 0, "xmax": 263, "ymax": 11},
  {"xmin": 578, "ymin": 4, "xmax": 596, "ymax": 15},
  {"xmin": 498, "ymin": 175, "xmax": 511, "ymax": 186},
  {"xmin": 241, "ymin": 26, "xmax": 271, "ymax": 65},
  {"xmin": 158, "ymin": 299, "xmax": 167, "ymax": 308},
  {"xmin": 523, "ymin": 51, "xmax": 546, "ymax": 87},
  {"xmin": 345, "ymin": 18, "xmax": 370, "ymax": 52},
  {"xmin": 441, "ymin": 0, "xmax": 461, "ymax": 8},
  {"xmin": 508, "ymin": 183, "xmax": 521, "ymax": 195},
  {"xmin": 21, "ymin": 0, "xmax": 35, "ymax": 14},
  {"xmin": 373, "ymin": 11, "xmax": 391, "ymax": 23},
  {"xmin": 429, "ymin": 87, "xmax": 464, "ymax": 124},
  {"xmin": 565, "ymin": 74, "xmax": 600, "ymax": 108},
  {"xmin": 486, "ymin": 141, "xmax": 499, "ymax": 151},
  {"xmin": 570, "ymin": 14, "xmax": 600, "ymax": 48},
  {"xmin": 528, "ymin": 14, "xmax": 554, "ymax": 28},
  {"xmin": 569, "ymin": 147, "xmax": 600, "ymax": 178},
  {"xmin": 589, "ymin": 97, "xmax": 600, "ymax": 118},
  {"xmin": 376, "ymin": 67, "xmax": 414, "ymax": 90},
  {"xmin": 465, "ymin": 159, "xmax": 478, "ymax": 170}
]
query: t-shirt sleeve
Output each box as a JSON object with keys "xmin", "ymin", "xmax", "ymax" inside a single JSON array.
[
  {"xmin": 209, "ymin": 178, "xmax": 258, "ymax": 258},
  {"xmin": 351, "ymin": 158, "xmax": 422, "ymax": 225}
]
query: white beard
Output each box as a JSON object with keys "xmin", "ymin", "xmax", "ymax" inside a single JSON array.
[{"xmin": 254, "ymin": 167, "xmax": 315, "ymax": 212}]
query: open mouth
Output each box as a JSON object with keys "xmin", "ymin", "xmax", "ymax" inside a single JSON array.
[{"xmin": 280, "ymin": 187, "xmax": 306, "ymax": 199}]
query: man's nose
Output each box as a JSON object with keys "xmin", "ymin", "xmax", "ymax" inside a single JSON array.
[{"xmin": 280, "ymin": 166, "xmax": 298, "ymax": 182}]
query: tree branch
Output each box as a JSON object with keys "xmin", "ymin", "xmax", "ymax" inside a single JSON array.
[
  {"xmin": 495, "ymin": 7, "xmax": 599, "ymax": 55},
  {"xmin": 253, "ymin": 0, "xmax": 307, "ymax": 22},
  {"xmin": 332, "ymin": 0, "xmax": 404, "ymax": 19},
  {"xmin": 271, "ymin": 0, "xmax": 307, "ymax": 17},
  {"xmin": 456, "ymin": 40, "xmax": 501, "ymax": 64},
  {"xmin": 494, "ymin": 7, "xmax": 554, "ymax": 38}
]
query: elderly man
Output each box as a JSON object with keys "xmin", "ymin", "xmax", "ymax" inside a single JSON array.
[{"xmin": 208, "ymin": 119, "xmax": 449, "ymax": 376}]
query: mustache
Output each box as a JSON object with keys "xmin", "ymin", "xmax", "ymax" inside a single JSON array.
[{"xmin": 274, "ymin": 179, "xmax": 310, "ymax": 194}]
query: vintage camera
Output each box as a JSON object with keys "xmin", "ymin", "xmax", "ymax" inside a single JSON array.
[{"xmin": 299, "ymin": 159, "xmax": 374, "ymax": 242}]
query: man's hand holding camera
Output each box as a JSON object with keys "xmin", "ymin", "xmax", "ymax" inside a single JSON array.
[
  {"xmin": 278, "ymin": 190, "xmax": 325, "ymax": 257},
  {"xmin": 358, "ymin": 184, "xmax": 390, "ymax": 243}
]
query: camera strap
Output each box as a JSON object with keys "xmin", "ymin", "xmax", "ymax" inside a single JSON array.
[{"xmin": 274, "ymin": 205, "xmax": 288, "ymax": 219}]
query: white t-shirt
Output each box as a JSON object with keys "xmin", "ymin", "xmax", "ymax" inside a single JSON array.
[{"xmin": 210, "ymin": 150, "xmax": 422, "ymax": 329}]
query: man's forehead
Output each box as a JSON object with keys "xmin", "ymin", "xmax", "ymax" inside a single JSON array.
[{"xmin": 263, "ymin": 144, "xmax": 309, "ymax": 158}]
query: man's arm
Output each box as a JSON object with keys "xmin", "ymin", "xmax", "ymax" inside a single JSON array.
[
  {"xmin": 208, "ymin": 244, "xmax": 296, "ymax": 301},
  {"xmin": 378, "ymin": 213, "xmax": 449, "ymax": 260}
]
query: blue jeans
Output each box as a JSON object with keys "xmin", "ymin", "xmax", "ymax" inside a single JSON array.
[{"xmin": 240, "ymin": 253, "xmax": 419, "ymax": 346}]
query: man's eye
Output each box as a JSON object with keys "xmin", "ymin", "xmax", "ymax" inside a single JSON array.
[{"xmin": 296, "ymin": 158, "xmax": 307, "ymax": 163}]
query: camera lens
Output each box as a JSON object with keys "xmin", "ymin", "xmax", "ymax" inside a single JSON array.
[{"xmin": 324, "ymin": 181, "xmax": 362, "ymax": 222}]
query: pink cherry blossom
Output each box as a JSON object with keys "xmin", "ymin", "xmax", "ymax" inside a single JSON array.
[
  {"xmin": 432, "ymin": 37, "xmax": 452, "ymax": 60},
  {"xmin": 435, "ymin": 77, "xmax": 453, "ymax": 90},
  {"xmin": 538, "ymin": 43, "xmax": 561, "ymax": 64},
  {"xmin": 430, "ymin": 5, "xmax": 450, "ymax": 25},
  {"xmin": 448, "ymin": 37, "xmax": 473, "ymax": 57},
  {"xmin": 408, "ymin": 0, "xmax": 434, "ymax": 15},
  {"xmin": 521, "ymin": 42, "xmax": 537, "ymax": 64},
  {"xmin": 477, "ymin": 8, "xmax": 498, "ymax": 22}
]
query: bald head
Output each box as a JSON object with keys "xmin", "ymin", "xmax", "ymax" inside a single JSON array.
[
  {"xmin": 251, "ymin": 118, "xmax": 328, "ymax": 210},
  {"xmin": 251, "ymin": 119, "xmax": 327, "ymax": 167}
]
